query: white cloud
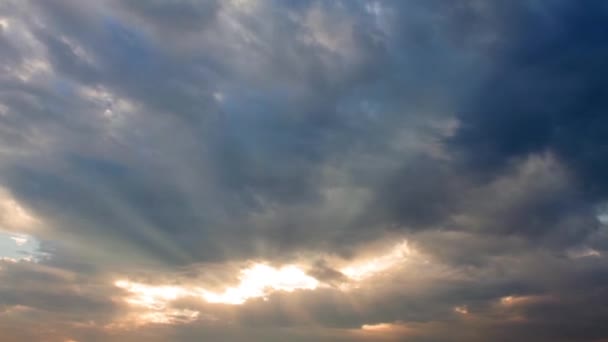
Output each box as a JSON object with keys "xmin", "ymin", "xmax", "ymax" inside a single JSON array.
[{"xmin": 10, "ymin": 235, "xmax": 27, "ymax": 246}]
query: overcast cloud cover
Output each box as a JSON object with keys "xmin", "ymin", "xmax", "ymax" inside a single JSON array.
[{"xmin": 1, "ymin": 1, "xmax": 608, "ymax": 341}]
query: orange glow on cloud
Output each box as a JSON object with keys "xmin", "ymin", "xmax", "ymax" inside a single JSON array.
[
  {"xmin": 113, "ymin": 263, "xmax": 321, "ymax": 326},
  {"xmin": 113, "ymin": 240, "xmax": 416, "ymax": 326},
  {"xmin": 340, "ymin": 240, "xmax": 414, "ymax": 281},
  {"xmin": 0, "ymin": 187, "xmax": 39, "ymax": 232},
  {"xmin": 359, "ymin": 321, "xmax": 411, "ymax": 337},
  {"xmin": 115, "ymin": 263, "xmax": 320, "ymax": 308},
  {"xmin": 200, "ymin": 263, "xmax": 320, "ymax": 304},
  {"xmin": 361, "ymin": 323, "xmax": 396, "ymax": 331},
  {"xmin": 500, "ymin": 294, "xmax": 552, "ymax": 307},
  {"xmin": 453, "ymin": 305, "xmax": 468, "ymax": 315}
]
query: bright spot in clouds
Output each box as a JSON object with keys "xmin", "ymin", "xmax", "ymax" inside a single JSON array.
[
  {"xmin": 0, "ymin": 231, "xmax": 40, "ymax": 262},
  {"xmin": 0, "ymin": 17, "xmax": 8, "ymax": 30},
  {"xmin": 116, "ymin": 263, "xmax": 320, "ymax": 308},
  {"xmin": 10, "ymin": 236, "xmax": 27, "ymax": 246},
  {"xmin": 114, "ymin": 280, "xmax": 190, "ymax": 310},
  {"xmin": 340, "ymin": 241, "xmax": 414, "ymax": 280},
  {"xmin": 361, "ymin": 323, "xmax": 396, "ymax": 331},
  {"xmin": 499, "ymin": 295, "xmax": 552, "ymax": 307},
  {"xmin": 454, "ymin": 305, "xmax": 468, "ymax": 315},
  {"xmin": 567, "ymin": 246, "xmax": 601, "ymax": 259},
  {"xmin": 114, "ymin": 240, "xmax": 415, "ymax": 326},
  {"xmin": 201, "ymin": 263, "xmax": 320, "ymax": 304},
  {"xmin": 115, "ymin": 240, "xmax": 414, "ymax": 309},
  {"xmin": 360, "ymin": 322, "xmax": 411, "ymax": 335},
  {"xmin": 0, "ymin": 188, "xmax": 38, "ymax": 228}
]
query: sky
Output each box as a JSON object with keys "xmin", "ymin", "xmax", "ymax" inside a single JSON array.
[{"xmin": 1, "ymin": 1, "xmax": 608, "ymax": 341}]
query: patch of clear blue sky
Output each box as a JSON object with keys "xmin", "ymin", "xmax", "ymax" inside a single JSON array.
[{"xmin": 0, "ymin": 230, "xmax": 40, "ymax": 261}]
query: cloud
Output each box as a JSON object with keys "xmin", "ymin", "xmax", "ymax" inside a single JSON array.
[
  {"xmin": 0, "ymin": 0, "xmax": 607, "ymax": 341},
  {"xmin": 449, "ymin": 1, "xmax": 608, "ymax": 197}
]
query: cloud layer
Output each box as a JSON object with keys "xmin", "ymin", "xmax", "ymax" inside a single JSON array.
[{"xmin": 1, "ymin": 1, "xmax": 608, "ymax": 341}]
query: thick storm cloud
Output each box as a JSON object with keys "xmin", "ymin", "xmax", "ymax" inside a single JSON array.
[{"xmin": 0, "ymin": 1, "xmax": 607, "ymax": 341}]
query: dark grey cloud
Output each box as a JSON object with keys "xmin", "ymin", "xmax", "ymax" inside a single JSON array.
[
  {"xmin": 450, "ymin": 1, "xmax": 608, "ymax": 196},
  {"xmin": 117, "ymin": 0, "xmax": 221, "ymax": 33}
]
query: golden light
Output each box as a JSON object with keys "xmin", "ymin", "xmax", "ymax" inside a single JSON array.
[
  {"xmin": 499, "ymin": 294, "xmax": 551, "ymax": 307},
  {"xmin": 116, "ymin": 263, "xmax": 320, "ymax": 309},
  {"xmin": 0, "ymin": 187, "xmax": 39, "ymax": 232},
  {"xmin": 453, "ymin": 305, "xmax": 468, "ymax": 315},
  {"xmin": 359, "ymin": 322, "xmax": 411, "ymax": 336},
  {"xmin": 340, "ymin": 241, "xmax": 413, "ymax": 281},
  {"xmin": 501, "ymin": 296, "xmax": 515, "ymax": 305},
  {"xmin": 200, "ymin": 263, "xmax": 320, "ymax": 305},
  {"xmin": 114, "ymin": 280, "xmax": 191, "ymax": 310},
  {"xmin": 361, "ymin": 323, "xmax": 396, "ymax": 331},
  {"xmin": 113, "ymin": 240, "xmax": 420, "ymax": 327}
]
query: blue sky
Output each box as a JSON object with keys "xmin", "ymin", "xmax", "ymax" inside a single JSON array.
[{"xmin": 0, "ymin": 231, "xmax": 39, "ymax": 261}]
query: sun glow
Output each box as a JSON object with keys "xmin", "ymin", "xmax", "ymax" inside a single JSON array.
[
  {"xmin": 341, "ymin": 241, "xmax": 414, "ymax": 280},
  {"xmin": 362, "ymin": 323, "xmax": 395, "ymax": 331},
  {"xmin": 116, "ymin": 240, "xmax": 415, "ymax": 312},
  {"xmin": 0, "ymin": 187, "xmax": 39, "ymax": 232},
  {"xmin": 453, "ymin": 305, "xmax": 469, "ymax": 315},
  {"xmin": 114, "ymin": 240, "xmax": 417, "ymax": 326},
  {"xmin": 115, "ymin": 263, "xmax": 320, "ymax": 314},
  {"xmin": 200, "ymin": 263, "xmax": 319, "ymax": 304},
  {"xmin": 114, "ymin": 280, "xmax": 190, "ymax": 310},
  {"xmin": 360, "ymin": 321, "xmax": 411, "ymax": 336}
]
